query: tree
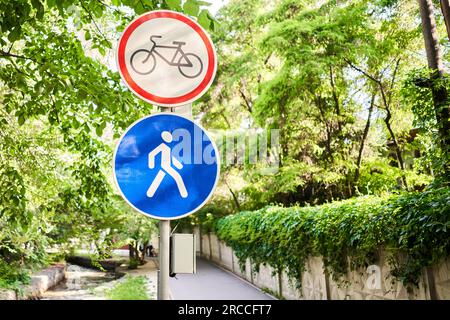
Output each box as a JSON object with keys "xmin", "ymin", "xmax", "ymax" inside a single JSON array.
[
  {"xmin": 418, "ymin": 0, "xmax": 450, "ymax": 178},
  {"xmin": 354, "ymin": 93, "xmax": 376, "ymax": 184},
  {"xmin": 0, "ymin": 0, "xmax": 215, "ymax": 284},
  {"xmin": 440, "ymin": 0, "xmax": 450, "ymax": 39},
  {"xmin": 191, "ymin": 0, "xmax": 435, "ymax": 213},
  {"xmin": 117, "ymin": 209, "xmax": 157, "ymax": 265}
]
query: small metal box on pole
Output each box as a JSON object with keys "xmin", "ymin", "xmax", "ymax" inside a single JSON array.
[{"xmin": 170, "ymin": 233, "xmax": 196, "ymax": 274}]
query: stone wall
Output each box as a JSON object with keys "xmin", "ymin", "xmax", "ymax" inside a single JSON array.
[
  {"xmin": 196, "ymin": 229, "xmax": 450, "ymax": 300},
  {"xmin": 0, "ymin": 263, "xmax": 65, "ymax": 300}
]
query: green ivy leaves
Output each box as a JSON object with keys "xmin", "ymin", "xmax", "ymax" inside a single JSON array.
[
  {"xmin": 216, "ymin": 187, "xmax": 450, "ymax": 289},
  {"xmin": 166, "ymin": 0, "xmax": 182, "ymax": 11},
  {"xmin": 184, "ymin": 0, "xmax": 200, "ymax": 16},
  {"xmin": 165, "ymin": 0, "xmax": 215, "ymax": 31}
]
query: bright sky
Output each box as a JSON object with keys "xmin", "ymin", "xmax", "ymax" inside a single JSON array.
[{"xmin": 208, "ymin": 0, "xmax": 228, "ymax": 16}]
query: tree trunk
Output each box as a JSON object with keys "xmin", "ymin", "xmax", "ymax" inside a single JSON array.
[
  {"xmin": 278, "ymin": 100, "xmax": 289, "ymax": 164},
  {"xmin": 440, "ymin": 0, "xmax": 450, "ymax": 40},
  {"xmin": 316, "ymin": 96, "xmax": 334, "ymax": 163},
  {"xmin": 419, "ymin": 0, "xmax": 450, "ymax": 177},
  {"xmin": 239, "ymin": 88, "xmax": 253, "ymax": 114},
  {"xmin": 220, "ymin": 109, "xmax": 231, "ymax": 129},
  {"xmin": 329, "ymin": 66, "xmax": 342, "ymax": 133},
  {"xmin": 141, "ymin": 246, "xmax": 146, "ymax": 262},
  {"xmin": 224, "ymin": 178, "xmax": 241, "ymax": 211},
  {"xmin": 344, "ymin": 60, "xmax": 409, "ymax": 186},
  {"xmin": 355, "ymin": 94, "xmax": 376, "ymax": 184},
  {"xmin": 129, "ymin": 244, "xmax": 135, "ymax": 259},
  {"xmin": 384, "ymin": 109, "xmax": 406, "ymax": 174},
  {"xmin": 419, "ymin": 0, "xmax": 445, "ymax": 73},
  {"xmin": 128, "ymin": 242, "xmax": 142, "ymax": 261},
  {"xmin": 380, "ymin": 86, "xmax": 408, "ymax": 188}
]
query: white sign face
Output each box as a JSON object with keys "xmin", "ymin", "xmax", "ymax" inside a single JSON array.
[{"xmin": 116, "ymin": 10, "xmax": 217, "ymax": 106}]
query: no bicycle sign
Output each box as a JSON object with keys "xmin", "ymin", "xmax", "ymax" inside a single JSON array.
[{"xmin": 116, "ymin": 10, "xmax": 217, "ymax": 106}]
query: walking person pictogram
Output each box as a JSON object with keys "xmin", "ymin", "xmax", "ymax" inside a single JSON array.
[
  {"xmin": 114, "ymin": 113, "xmax": 219, "ymax": 219},
  {"xmin": 147, "ymin": 131, "xmax": 188, "ymax": 198}
]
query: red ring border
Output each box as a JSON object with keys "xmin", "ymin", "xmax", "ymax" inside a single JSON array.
[{"xmin": 117, "ymin": 11, "xmax": 216, "ymax": 106}]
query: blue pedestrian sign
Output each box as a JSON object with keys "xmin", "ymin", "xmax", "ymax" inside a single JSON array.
[{"xmin": 113, "ymin": 113, "xmax": 220, "ymax": 220}]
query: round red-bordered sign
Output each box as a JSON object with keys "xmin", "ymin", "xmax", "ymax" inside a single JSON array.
[{"xmin": 116, "ymin": 10, "xmax": 217, "ymax": 107}]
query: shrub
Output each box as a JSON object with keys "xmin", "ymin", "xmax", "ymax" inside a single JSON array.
[
  {"xmin": 128, "ymin": 258, "xmax": 139, "ymax": 270},
  {"xmin": 216, "ymin": 186, "xmax": 450, "ymax": 289},
  {"xmin": 0, "ymin": 260, "xmax": 30, "ymax": 292}
]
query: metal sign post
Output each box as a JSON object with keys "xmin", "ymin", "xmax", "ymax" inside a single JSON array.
[
  {"xmin": 156, "ymin": 105, "xmax": 192, "ymax": 300},
  {"xmin": 114, "ymin": 10, "xmax": 217, "ymax": 301},
  {"xmin": 158, "ymin": 219, "xmax": 170, "ymax": 300}
]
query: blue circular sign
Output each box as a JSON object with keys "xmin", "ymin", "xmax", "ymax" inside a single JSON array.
[{"xmin": 113, "ymin": 113, "xmax": 220, "ymax": 220}]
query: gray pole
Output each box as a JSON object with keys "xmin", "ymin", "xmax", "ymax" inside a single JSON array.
[
  {"xmin": 157, "ymin": 104, "xmax": 192, "ymax": 300},
  {"xmin": 158, "ymin": 219, "xmax": 170, "ymax": 300}
]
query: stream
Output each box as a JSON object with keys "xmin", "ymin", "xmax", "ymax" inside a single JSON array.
[{"xmin": 40, "ymin": 264, "xmax": 122, "ymax": 300}]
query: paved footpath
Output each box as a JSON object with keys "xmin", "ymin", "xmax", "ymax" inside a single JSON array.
[{"xmin": 169, "ymin": 258, "xmax": 274, "ymax": 300}]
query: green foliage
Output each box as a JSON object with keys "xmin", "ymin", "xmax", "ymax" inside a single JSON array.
[
  {"xmin": 105, "ymin": 275, "xmax": 150, "ymax": 300},
  {"xmin": 180, "ymin": 198, "xmax": 235, "ymax": 232},
  {"xmin": 0, "ymin": 0, "xmax": 448, "ymax": 295},
  {"xmin": 128, "ymin": 258, "xmax": 139, "ymax": 270},
  {"xmin": 402, "ymin": 68, "xmax": 450, "ymax": 177},
  {"xmin": 357, "ymin": 158, "xmax": 432, "ymax": 195},
  {"xmin": 0, "ymin": 259, "xmax": 30, "ymax": 290},
  {"xmin": 216, "ymin": 186, "xmax": 450, "ymax": 289},
  {"xmin": 200, "ymin": 0, "xmax": 436, "ymax": 213},
  {"xmin": 0, "ymin": 0, "xmax": 214, "ymax": 285}
]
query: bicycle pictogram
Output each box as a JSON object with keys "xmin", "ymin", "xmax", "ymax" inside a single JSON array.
[{"xmin": 130, "ymin": 35, "xmax": 204, "ymax": 79}]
